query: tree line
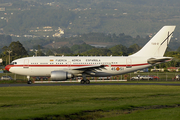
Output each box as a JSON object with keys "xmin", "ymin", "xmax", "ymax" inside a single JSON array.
[
  {"xmin": 0, "ymin": 40, "xmax": 141, "ymax": 65},
  {"xmin": 1, "ymin": 40, "xmax": 180, "ymax": 70},
  {"xmin": 20, "ymin": 32, "xmax": 151, "ymax": 49}
]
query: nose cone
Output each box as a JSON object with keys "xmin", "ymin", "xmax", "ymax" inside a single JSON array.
[{"xmin": 5, "ymin": 65, "xmax": 12, "ymax": 71}]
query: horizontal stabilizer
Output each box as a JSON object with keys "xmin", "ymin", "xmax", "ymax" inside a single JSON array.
[{"xmin": 147, "ymin": 57, "xmax": 172, "ymax": 64}]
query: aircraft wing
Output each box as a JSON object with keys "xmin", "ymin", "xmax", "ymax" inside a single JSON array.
[
  {"xmin": 71, "ymin": 65, "xmax": 106, "ymax": 70},
  {"xmin": 147, "ymin": 57, "xmax": 172, "ymax": 64},
  {"xmin": 65, "ymin": 65, "xmax": 107, "ymax": 75}
]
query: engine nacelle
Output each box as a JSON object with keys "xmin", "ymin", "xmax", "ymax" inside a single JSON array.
[{"xmin": 51, "ymin": 70, "xmax": 73, "ymax": 81}]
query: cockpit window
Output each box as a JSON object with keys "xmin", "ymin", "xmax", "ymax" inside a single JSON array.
[{"xmin": 10, "ymin": 62, "xmax": 17, "ymax": 65}]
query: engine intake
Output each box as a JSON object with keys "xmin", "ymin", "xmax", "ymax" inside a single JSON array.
[{"xmin": 51, "ymin": 70, "xmax": 73, "ymax": 81}]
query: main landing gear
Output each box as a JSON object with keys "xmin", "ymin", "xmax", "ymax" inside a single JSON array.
[
  {"xmin": 80, "ymin": 79, "xmax": 90, "ymax": 84},
  {"xmin": 80, "ymin": 74, "xmax": 90, "ymax": 84},
  {"xmin": 27, "ymin": 76, "xmax": 32, "ymax": 84}
]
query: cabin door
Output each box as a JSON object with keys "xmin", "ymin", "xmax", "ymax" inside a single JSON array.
[
  {"xmin": 23, "ymin": 59, "xmax": 29, "ymax": 68},
  {"xmin": 126, "ymin": 58, "xmax": 132, "ymax": 68}
]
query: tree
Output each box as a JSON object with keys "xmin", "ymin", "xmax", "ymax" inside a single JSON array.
[
  {"xmin": 56, "ymin": 46, "xmax": 72, "ymax": 55},
  {"xmin": 2, "ymin": 41, "xmax": 28, "ymax": 65},
  {"xmin": 37, "ymin": 50, "xmax": 45, "ymax": 56},
  {"xmin": 83, "ymin": 48, "xmax": 112, "ymax": 56},
  {"xmin": 109, "ymin": 44, "xmax": 128, "ymax": 56},
  {"xmin": 33, "ymin": 45, "xmax": 44, "ymax": 50},
  {"xmin": 70, "ymin": 43, "xmax": 94, "ymax": 54},
  {"xmin": 8, "ymin": 41, "xmax": 28, "ymax": 57},
  {"xmin": 46, "ymin": 49, "xmax": 54, "ymax": 56},
  {"xmin": 128, "ymin": 44, "xmax": 141, "ymax": 54}
]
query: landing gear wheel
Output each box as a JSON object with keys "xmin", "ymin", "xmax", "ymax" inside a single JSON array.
[
  {"xmin": 81, "ymin": 80, "xmax": 85, "ymax": 84},
  {"xmin": 27, "ymin": 76, "xmax": 32, "ymax": 84},
  {"xmin": 27, "ymin": 80, "xmax": 32, "ymax": 84},
  {"xmin": 86, "ymin": 80, "xmax": 90, "ymax": 84}
]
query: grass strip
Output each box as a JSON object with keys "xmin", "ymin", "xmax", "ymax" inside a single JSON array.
[{"xmin": 0, "ymin": 85, "xmax": 180, "ymax": 119}]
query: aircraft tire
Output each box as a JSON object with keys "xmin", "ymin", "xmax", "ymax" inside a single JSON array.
[
  {"xmin": 81, "ymin": 80, "xmax": 85, "ymax": 84},
  {"xmin": 86, "ymin": 80, "xmax": 90, "ymax": 84},
  {"xmin": 27, "ymin": 80, "xmax": 32, "ymax": 84}
]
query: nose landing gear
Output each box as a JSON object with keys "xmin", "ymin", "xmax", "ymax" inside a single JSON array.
[{"xmin": 27, "ymin": 76, "xmax": 32, "ymax": 84}]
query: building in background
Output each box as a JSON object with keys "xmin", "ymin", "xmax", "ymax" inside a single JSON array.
[{"xmin": 0, "ymin": 58, "xmax": 2, "ymax": 64}]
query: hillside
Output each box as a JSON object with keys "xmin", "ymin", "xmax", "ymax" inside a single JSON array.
[{"xmin": 0, "ymin": 0, "xmax": 180, "ymax": 49}]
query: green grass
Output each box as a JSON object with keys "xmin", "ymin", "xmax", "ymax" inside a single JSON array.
[
  {"xmin": 0, "ymin": 85, "xmax": 180, "ymax": 119},
  {"xmin": 98, "ymin": 107, "xmax": 180, "ymax": 120}
]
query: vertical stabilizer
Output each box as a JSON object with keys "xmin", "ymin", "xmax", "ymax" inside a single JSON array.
[{"xmin": 130, "ymin": 26, "xmax": 176, "ymax": 57}]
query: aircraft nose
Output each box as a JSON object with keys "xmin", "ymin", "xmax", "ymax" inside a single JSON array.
[{"xmin": 5, "ymin": 65, "xmax": 12, "ymax": 71}]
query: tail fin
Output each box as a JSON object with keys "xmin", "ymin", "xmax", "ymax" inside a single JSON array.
[{"xmin": 130, "ymin": 26, "xmax": 176, "ymax": 57}]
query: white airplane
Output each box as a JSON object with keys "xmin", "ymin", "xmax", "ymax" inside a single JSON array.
[{"xmin": 5, "ymin": 26, "xmax": 176, "ymax": 84}]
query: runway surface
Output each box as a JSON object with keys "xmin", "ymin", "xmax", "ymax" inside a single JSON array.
[{"xmin": 1, "ymin": 82, "xmax": 180, "ymax": 87}]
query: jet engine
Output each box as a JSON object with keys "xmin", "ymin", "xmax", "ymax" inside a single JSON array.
[{"xmin": 51, "ymin": 70, "xmax": 73, "ymax": 81}]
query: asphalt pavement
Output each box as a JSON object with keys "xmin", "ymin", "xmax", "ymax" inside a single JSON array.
[{"xmin": 0, "ymin": 82, "xmax": 180, "ymax": 87}]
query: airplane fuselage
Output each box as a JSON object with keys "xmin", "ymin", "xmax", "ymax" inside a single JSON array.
[{"xmin": 7, "ymin": 56, "xmax": 152, "ymax": 77}]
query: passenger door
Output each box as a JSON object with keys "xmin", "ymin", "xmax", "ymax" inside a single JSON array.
[
  {"xmin": 126, "ymin": 58, "xmax": 132, "ymax": 68},
  {"xmin": 23, "ymin": 59, "xmax": 29, "ymax": 68}
]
